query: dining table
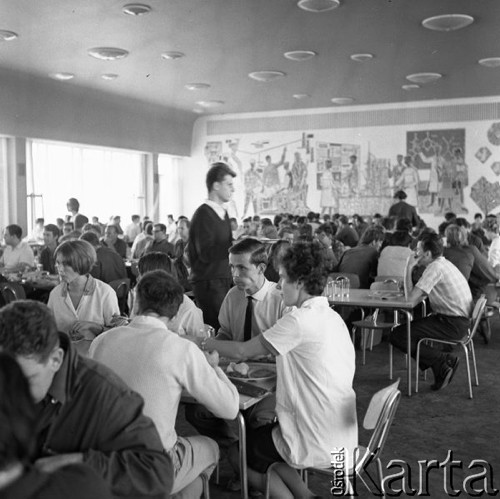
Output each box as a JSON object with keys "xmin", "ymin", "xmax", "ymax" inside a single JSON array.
[
  {"xmin": 182, "ymin": 361, "xmax": 276, "ymax": 499},
  {"xmin": 329, "ymin": 289, "xmax": 424, "ymax": 396}
]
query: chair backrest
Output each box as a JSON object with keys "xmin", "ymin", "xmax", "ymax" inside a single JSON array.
[
  {"xmin": 329, "ymin": 272, "xmax": 360, "ymax": 289},
  {"xmin": 108, "ymin": 278, "xmax": 131, "ymax": 315},
  {"xmin": 469, "ymin": 295, "xmax": 487, "ymax": 340},
  {"xmin": 356, "ymin": 380, "xmax": 401, "ymax": 472},
  {"xmin": 377, "ymin": 246, "xmax": 413, "ymax": 278},
  {"xmin": 0, "ymin": 282, "xmax": 26, "ymax": 304}
]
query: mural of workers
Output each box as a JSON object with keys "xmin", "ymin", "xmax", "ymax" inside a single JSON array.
[
  {"xmin": 243, "ymin": 158, "xmax": 262, "ymax": 217},
  {"xmin": 395, "ymin": 155, "xmax": 420, "ymax": 207}
]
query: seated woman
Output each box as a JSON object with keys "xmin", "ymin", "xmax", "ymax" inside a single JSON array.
[
  {"xmin": 189, "ymin": 241, "xmax": 358, "ymax": 498},
  {"xmin": 0, "ymin": 352, "xmax": 112, "ymax": 499},
  {"xmin": 47, "ymin": 240, "xmax": 120, "ymax": 345}
]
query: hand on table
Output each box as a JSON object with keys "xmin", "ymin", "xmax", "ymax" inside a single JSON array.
[
  {"xmin": 69, "ymin": 320, "xmax": 104, "ymax": 341},
  {"xmin": 35, "ymin": 453, "xmax": 83, "ymax": 473}
]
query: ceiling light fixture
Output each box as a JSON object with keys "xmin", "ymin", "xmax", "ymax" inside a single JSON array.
[
  {"xmin": 102, "ymin": 73, "xmax": 119, "ymax": 80},
  {"xmin": 49, "ymin": 72, "xmax": 75, "ymax": 81},
  {"xmin": 406, "ymin": 72, "xmax": 442, "ymax": 84},
  {"xmin": 350, "ymin": 53, "xmax": 374, "ymax": 62},
  {"xmin": 192, "ymin": 108, "xmax": 204, "ymax": 114},
  {"xmin": 331, "ymin": 97, "xmax": 354, "ymax": 105},
  {"xmin": 195, "ymin": 100, "xmax": 224, "ymax": 108},
  {"xmin": 161, "ymin": 51, "xmax": 185, "ymax": 60},
  {"xmin": 122, "ymin": 3, "xmax": 152, "ymax": 16},
  {"xmin": 0, "ymin": 30, "xmax": 18, "ymax": 41},
  {"xmin": 185, "ymin": 83, "xmax": 211, "ymax": 90},
  {"xmin": 402, "ymin": 84, "xmax": 420, "ymax": 91},
  {"xmin": 422, "ymin": 14, "xmax": 474, "ymax": 32},
  {"xmin": 248, "ymin": 71, "xmax": 286, "ymax": 82},
  {"xmin": 297, "ymin": 0, "xmax": 340, "ymax": 13},
  {"xmin": 88, "ymin": 47, "xmax": 129, "ymax": 61},
  {"xmin": 293, "ymin": 93, "xmax": 311, "ymax": 99},
  {"xmin": 478, "ymin": 58, "xmax": 500, "ymax": 68},
  {"xmin": 284, "ymin": 50, "xmax": 317, "ymax": 61}
]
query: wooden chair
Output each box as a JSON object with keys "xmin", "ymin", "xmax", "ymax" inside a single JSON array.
[
  {"xmin": 108, "ymin": 278, "xmax": 131, "ymax": 316},
  {"xmin": 0, "ymin": 282, "xmax": 26, "ymax": 304}
]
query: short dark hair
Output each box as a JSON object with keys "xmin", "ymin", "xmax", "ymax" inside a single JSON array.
[
  {"xmin": 54, "ymin": 240, "xmax": 96, "ymax": 275},
  {"xmin": 394, "ymin": 190, "xmax": 407, "ymax": 200},
  {"xmin": 0, "ymin": 301, "xmax": 59, "ymax": 362},
  {"xmin": 395, "ymin": 218, "xmax": 412, "ymax": 232},
  {"xmin": 338, "ymin": 215, "xmax": 349, "ymax": 225},
  {"xmin": 418, "ymin": 232, "xmax": 444, "ymax": 258},
  {"xmin": 483, "ymin": 217, "xmax": 499, "ymax": 234},
  {"xmin": 360, "ymin": 226, "xmax": 385, "ymax": 245},
  {"xmin": 5, "ymin": 224, "xmax": 22, "ymax": 239},
  {"xmin": 455, "ymin": 217, "xmax": 470, "ymax": 229},
  {"xmin": 80, "ymin": 231, "xmax": 100, "ymax": 247},
  {"xmin": 132, "ymin": 214, "xmax": 140, "ymax": 222},
  {"xmin": 138, "ymin": 252, "xmax": 175, "ymax": 277},
  {"xmin": 445, "ymin": 224, "xmax": 467, "ymax": 247},
  {"xmin": 105, "ymin": 224, "xmax": 118, "ymax": 235},
  {"xmin": 206, "ymin": 162, "xmax": 236, "ymax": 191},
  {"xmin": 154, "ymin": 223, "xmax": 167, "ymax": 233},
  {"xmin": 67, "ymin": 197, "xmax": 80, "ymax": 211},
  {"xmin": 135, "ymin": 270, "xmax": 183, "ymax": 319},
  {"xmin": 281, "ymin": 241, "xmax": 328, "ymax": 296},
  {"xmin": 44, "ymin": 224, "xmax": 60, "ymax": 239},
  {"xmin": 229, "ymin": 238, "xmax": 268, "ymax": 266},
  {"xmin": 144, "ymin": 221, "xmax": 154, "ymax": 235},
  {"xmin": 316, "ymin": 223, "xmax": 334, "ymax": 238},
  {"xmin": 0, "ymin": 352, "xmax": 37, "ymax": 467}
]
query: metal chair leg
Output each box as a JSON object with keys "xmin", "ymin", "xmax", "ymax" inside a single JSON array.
[{"xmin": 200, "ymin": 471, "xmax": 210, "ymax": 499}]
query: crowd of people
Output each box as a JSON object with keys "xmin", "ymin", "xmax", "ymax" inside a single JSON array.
[{"xmin": 0, "ymin": 161, "xmax": 498, "ymax": 498}]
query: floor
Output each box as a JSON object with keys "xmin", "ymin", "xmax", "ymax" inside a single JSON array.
[{"xmin": 176, "ymin": 314, "xmax": 500, "ymax": 498}]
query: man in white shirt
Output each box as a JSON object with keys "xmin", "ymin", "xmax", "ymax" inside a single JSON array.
[
  {"xmin": 124, "ymin": 214, "xmax": 141, "ymax": 245},
  {"xmin": 166, "ymin": 214, "xmax": 177, "ymax": 243},
  {"xmin": 0, "ymin": 224, "xmax": 35, "ymax": 272},
  {"xmin": 89, "ymin": 270, "xmax": 238, "ymax": 498}
]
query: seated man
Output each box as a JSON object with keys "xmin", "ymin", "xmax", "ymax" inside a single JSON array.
[
  {"xmin": 0, "ymin": 224, "xmax": 35, "ymax": 272},
  {"xmin": 146, "ymin": 223, "xmax": 174, "ymax": 257},
  {"xmin": 80, "ymin": 231, "xmax": 127, "ymax": 284},
  {"xmin": 335, "ymin": 215, "xmax": 359, "ymax": 248},
  {"xmin": 89, "ymin": 270, "xmax": 239, "ymax": 498},
  {"xmin": 40, "ymin": 224, "xmax": 60, "ymax": 274},
  {"xmin": 0, "ymin": 300, "xmax": 173, "ymax": 497},
  {"xmin": 390, "ymin": 232, "xmax": 473, "ymax": 390},
  {"xmin": 314, "ymin": 222, "xmax": 339, "ymax": 271},
  {"xmin": 101, "ymin": 224, "xmax": 127, "ymax": 259}
]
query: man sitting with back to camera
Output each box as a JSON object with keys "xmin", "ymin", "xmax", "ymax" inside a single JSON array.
[
  {"xmin": 90, "ymin": 270, "xmax": 239, "ymax": 498},
  {"xmin": 0, "ymin": 300, "xmax": 174, "ymax": 498}
]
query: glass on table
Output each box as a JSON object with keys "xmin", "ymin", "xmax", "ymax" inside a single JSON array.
[{"xmin": 199, "ymin": 324, "xmax": 215, "ymax": 339}]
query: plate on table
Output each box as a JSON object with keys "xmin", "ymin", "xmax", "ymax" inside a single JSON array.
[{"xmin": 227, "ymin": 364, "xmax": 276, "ymax": 382}]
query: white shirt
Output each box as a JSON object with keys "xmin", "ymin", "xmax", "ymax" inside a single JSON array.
[
  {"xmin": 89, "ymin": 315, "xmax": 239, "ymax": 450},
  {"xmin": 125, "ymin": 222, "xmax": 141, "ymax": 243},
  {"xmin": 262, "ymin": 296, "xmax": 358, "ymax": 468},
  {"xmin": 47, "ymin": 276, "xmax": 119, "ymax": 333},
  {"xmin": 217, "ymin": 279, "xmax": 287, "ymax": 341},
  {"xmin": 0, "ymin": 241, "xmax": 35, "ymax": 270},
  {"xmin": 488, "ymin": 235, "xmax": 500, "ymax": 269},
  {"xmin": 204, "ymin": 199, "xmax": 227, "ymax": 221}
]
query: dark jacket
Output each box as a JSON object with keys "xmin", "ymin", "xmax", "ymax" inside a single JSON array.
[{"xmin": 388, "ymin": 201, "xmax": 419, "ymax": 227}]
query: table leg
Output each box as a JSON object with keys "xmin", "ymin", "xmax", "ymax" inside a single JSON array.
[
  {"xmin": 404, "ymin": 310, "xmax": 412, "ymax": 397},
  {"xmin": 237, "ymin": 412, "xmax": 248, "ymax": 499}
]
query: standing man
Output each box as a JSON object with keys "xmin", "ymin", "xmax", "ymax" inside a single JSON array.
[
  {"xmin": 166, "ymin": 214, "xmax": 177, "ymax": 243},
  {"xmin": 388, "ymin": 190, "xmax": 419, "ymax": 228},
  {"xmin": 188, "ymin": 162, "xmax": 235, "ymax": 329},
  {"xmin": 66, "ymin": 198, "xmax": 88, "ymax": 231},
  {"xmin": 124, "ymin": 214, "xmax": 142, "ymax": 245},
  {"xmin": 0, "ymin": 224, "xmax": 35, "ymax": 272}
]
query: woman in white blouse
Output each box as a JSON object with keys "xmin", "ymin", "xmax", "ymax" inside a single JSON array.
[{"xmin": 483, "ymin": 216, "xmax": 500, "ymax": 277}]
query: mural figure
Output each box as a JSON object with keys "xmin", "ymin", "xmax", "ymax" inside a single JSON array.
[
  {"xmin": 389, "ymin": 155, "xmax": 405, "ymax": 194},
  {"xmin": 262, "ymin": 148, "xmax": 286, "ymax": 195},
  {"xmin": 451, "ymin": 147, "xmax": 469, "ymax": 212},
  {"xmin": 417, "ymin": 145, "xmax": 444, "ymax": 210},
  {"xmin": 395, "ymin": 155, "xmax": 420, "ymax": 207},
  {"xmin": 320, "ymin": 160, "xmax": 337, "ymax": 216},
  {"xmin": 291, "ymin": 151, "xmax": 309, "ymax": 212},
  {"xmin": 243, "ymin": 158, "xmax": 262, "ymax": 217},
  {"xmin": 347, "ymin": 155, "xmax": 359, "ymax": 195}
]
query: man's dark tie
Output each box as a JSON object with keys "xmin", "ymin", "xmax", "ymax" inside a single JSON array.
[{"xmin": 244, "ymin": 296, "xmax": 253, "ymax": 342}]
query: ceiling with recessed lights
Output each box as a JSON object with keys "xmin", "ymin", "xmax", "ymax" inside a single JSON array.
[{"xmin": 0, "ymin": 0, "xmax": 499, "ymax": 116}]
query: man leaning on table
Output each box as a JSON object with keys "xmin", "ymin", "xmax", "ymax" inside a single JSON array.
[
  {"xmin": 0, "ymin": 224, "xmax": 35, "ymax": 272},
  {"xmin": 390, "ymin": 231, "xmax": 473, "ymax": 391},
  {"xmin": 90, "ymin": 270, "xmax": 239, "ymax": 498}
]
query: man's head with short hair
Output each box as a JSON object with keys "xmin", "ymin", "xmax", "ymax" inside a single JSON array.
[
  {"xmin": 315, "ymin": 223, "xmax": 334, "ymax": 248},
  {"xmin": 43, "ymin": 224, "xmax": 60, "ymax": 247},
  {"xmin": 138, "ymin": 251, "xmax": 175, "ymax": 277},
  {"xmin": 395, "ymin": 218, "xmax": 412, "ymax": 233},
  {"xmin": 0, "ymin": 301, "xmax": 64, "ymax": 403},
  {"xmin": 54, "ymin": 239, "xmax": 96, "ymax": 275},
  {"xmin": 228, "ymin": 238, "xmax": 268, "ymax": 293},
  {"xmin": 206, "ymin": 162, "xmax": 236, "ymax": 192},
  {"xmin": 135, "ymin": 270, "xmax": 183, "ymax": 320},
  {"xmin": 153, "ymin": 223, "xmax": 167, "ymax": 241},
  {"xmin": 80, "ymin": 231, "xmax": 101, "ymax": 248},
  {"xmin": 67, "ymin": 198, "xmax": 80, "ymax": 213},
  {"xmin": 394, "ymin": 190, "xmax": 407, "ymax": 200},
  {"xmin": 4, "ymin": 224, "xmax": 22, "ymax": 246},
  {"xmin": 63, "ymin": 222, "xmax": 74, "ymax": 236},
  {"xmin": 177, "ymin": 219, "xmax": 190, "ymax": 241},
  {"xmin": 445, "ymin": 224, "xmax": 467, "ymax": 248},
  {"xmin": 105, "ymin": 224, "xmax": 118, "ymax": 242},
  {"xmin": 132, "ymin": 215, "xmax": 141, "ymax": 223},
  {"xmin": 338, "ymin": 215, "xmax": 349, "ymax": 226},
  {"xmin": 417, "ymin": 232, "xmax": 444, "ymax": 260},
  {"xmin": 359, "ymin": 225, "xmax": 385, "ymax": 247},
  {"xmin": 167, "ymin": 214, "xmax": 174, "ymax": 223}
]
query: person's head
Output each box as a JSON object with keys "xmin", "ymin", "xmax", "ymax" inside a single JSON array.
[
  {"xmin": 416, "ymin": 232, "xmax": 444, "ymax": 265},
  {"xmin": 132, "ymin": 214, "xmax": 141, "ymax": 223},
  {"xmin": 92, "ymin": 216, "xmax": 100, "ymax": 224},
  {"xmin": 268, "ymin": 240, "xmax": 291, "ymax": 271},
  {"xmin": 394, "ymin": 190, "xmax": 407, "ymax": 200},
  {"xmin": 66, "ymin": 197, "xmax": 79, "ymax": 213},
  {"xmin": 278, "ymin": 227, "xmax": 295, "ymax": 243},
  {"xmin": 359, "ymin": 225, "xmax": 385, "ymax": 249},
  {"xmin": 315, "ymin": 223, "xmax": 334, "ymax": 248},
  {"xmin": 54, "ymin": 239, "xmax": 96, "ymax": 280},
  {"xmin": 153, "ymin": 223, "xmax": 167, "ymax": 242},
  {"xmin": 143, "ymin": 221, "xmax": 153, "ymax": 235},
  {"xmin": 395, "ymin": 218, "xmax": 412, "ymax": 233},
  {"xmin": 63, "ymin": 222, "xmax": 74, "ymax": 235},
  {"xmin": 3, "ymin": 224, "xmax": 22, "ymax": 247},
  {"xmin": 104, "ymin": 224, "xmax": 118, "ymax": 243},
  {"xmin": 177, "ymin": 219, "xmax": 190, "ymax": 242},
  {"xmin": 137, "ymin": 251, "xmax": 175, "ymax": 278},
  {"xmin": 279, "ymin": 242, "xmax": 327, "ymax": 306},
  {"xmin": 0, "ymin": 301, "xmax": 63, "ymax": 403},
  {"xmin": 229, "ymin": 238, "xmax": 268, "ymax": 294},
  {"xmin": 483, "ymin": 216, "xmax": 499, "ymax": 238},
  {"xmin": 260, "ymin": 218, "xmax": 277, "ymax": 238},
  {"xmin": 372, "ymin": 213, "xmax": 383, "ymax": 226},
  {"xmin": 396, "ymin": 154, "xmax": 404, "ymax": 164},
  {"xmin": 265, "ymin": 155, "xmax": 271, "ymax": 163},
  {"xmin": 230, "ymin": 217, "xmax": 238, "ymax": 232},
  {"xmin": 338, "ymin": 215, "xmax": 349, "ymax": 227},
  {"xmin": 206, "ymin": 162, "xmax": 236, "ymax": 203},
  {"xmin": 444, "ymin": 212, "xmax": 457, "ymax": 223},
  {"xmin": 56, "ymin": 218, "xmax": 65, "ymax": 230},
  {"xmin": 445, "ymin": 224, "xmax": 467, "ymax": 248},
  {"xmin": 167, "ymin": 214, "xmax": 174, "ymax": 224},
  {"xmin": 349, "ymin": 155, "xmax": 357, "ymax": 164},
  {"xmin": 43, "ymin": 224, "xmax": 60, "ymax": 247},
  {"xmin": 35, "ymin": 218, "xmax": 44, "ymax": 228},
  {"xmin": 0, "ymin": 351, "xmax": 37, "ymax": 468},
  {"xmin": 79, "ymin": 230, "xmax": 101, "ymax": 248},
  {"xmin": 135, "ymin": 270, "xmax": 183, "ymax": 319},
  {"xmin": 474, "ymin": 213, "xmax": 483, "ymax": 223},
  {"xmin": 113, "ymin": 216, "xmax": 121, "ymax": 225},
  {"xmin": 242, "ymin": 218, "xmax": 256, "ymax": 236}
]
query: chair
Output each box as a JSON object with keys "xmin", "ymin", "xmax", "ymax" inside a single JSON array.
[
  {"xmin": 264, "ymin": 380, "xmax": 402, "ymax": 499},
  {"xmin": 415, "ymin": 295, "xmax": 487, "ymax": 399},
  {"xmin": 377, "ymin": 246, "xmax": 413, "ymax": 281},
  {"xmin": 351, "ymin": 280, "xmax": 400, "ymax": 365},
  {"xmin": 108, "ymin": 278, "xmax": 131, "ymax": 316},
  {"xmin": 0, "ymin": 282, "xmax": 26, "ymax": 304}
]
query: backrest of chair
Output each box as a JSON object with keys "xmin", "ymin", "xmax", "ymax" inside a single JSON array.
[
  {"xmin": 469, "ymin": 295, "xmax": 487, "ymax": 339},
  {"xmin": 377, "ymin": 246, "xmax": 413, "ymax": 278},
  {"xmin": 0, "ymin": 282, "xmax": 26, "ymax": 304},
  {"xmin": 109, "ymin": 278, "xmax": 131, "ymax": 299},
  {"xmin": 329, "ymin": 272, "xmax": 360, "ymax": 289}
]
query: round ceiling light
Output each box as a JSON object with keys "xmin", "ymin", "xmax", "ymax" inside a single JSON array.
[
  {"xmin": 192, "ymin": 108, "xmax": 205, "ymax": 114},
  {"xmin": 195, "ymin": 100, "xmax": 224, "ymax": 108},
  {"xmin": 402, "ymin": 84, "xmax": 420, "ymax": 91},
  {"xmin": 422, "ymin": 14, "xmax": 474, "ymax": 32},
  {"xmin": 406, "ymin": 72, "xmax": 442, "ymax": 84},
  {"xmin": 49, "ymin": 72, "xmax": 75, "ymax": 81},
  {"xmin": 248, "ymin": 71, "xmax": 286, "ymax": 82},
  {"xmin": 350, "ymin": 53, "xmax": 374, "ymax": 62},
  {"xmin": 88, "ymin": 47, "xmax": 129, "ymax": 61},
  {"xmin": 102, "ymin": 73, "xmax": 119, "ymax": 80},
  {"xmin": 293, "ymin": 93, "xmax": 311, "ymax": 99},
  {"xmin": 478, "ymin": 58, "xmax": 500, "ymax": 68},
  {"xmin": 161, "ymin": 51, "xmax": 185, "ymax": 60},
  {"xmin": 297, "ymin": 0, "xmax": 340, "ymax": 13},
  {"xmin": 331, "ymin": 97, "xmax": 354, "ymax": 105},
  {"xmin": 284, "ymin": 50, "xmax": 317, "ymax": 61},
  {"xmin": 185, "ymin": 83, "xmax": 211, "ymax": 90},
  {"xmin": 122, "ymin": 3, "xmax": 151, "ymax": 16},
  {"xmin": 0, "ymin": 30, "xmax": 18, "ymax": 41}
]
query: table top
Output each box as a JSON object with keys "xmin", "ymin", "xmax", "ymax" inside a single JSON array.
[{"xmin": 329, "ymin": 288, "xmax": 419, "ymax": 310}]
